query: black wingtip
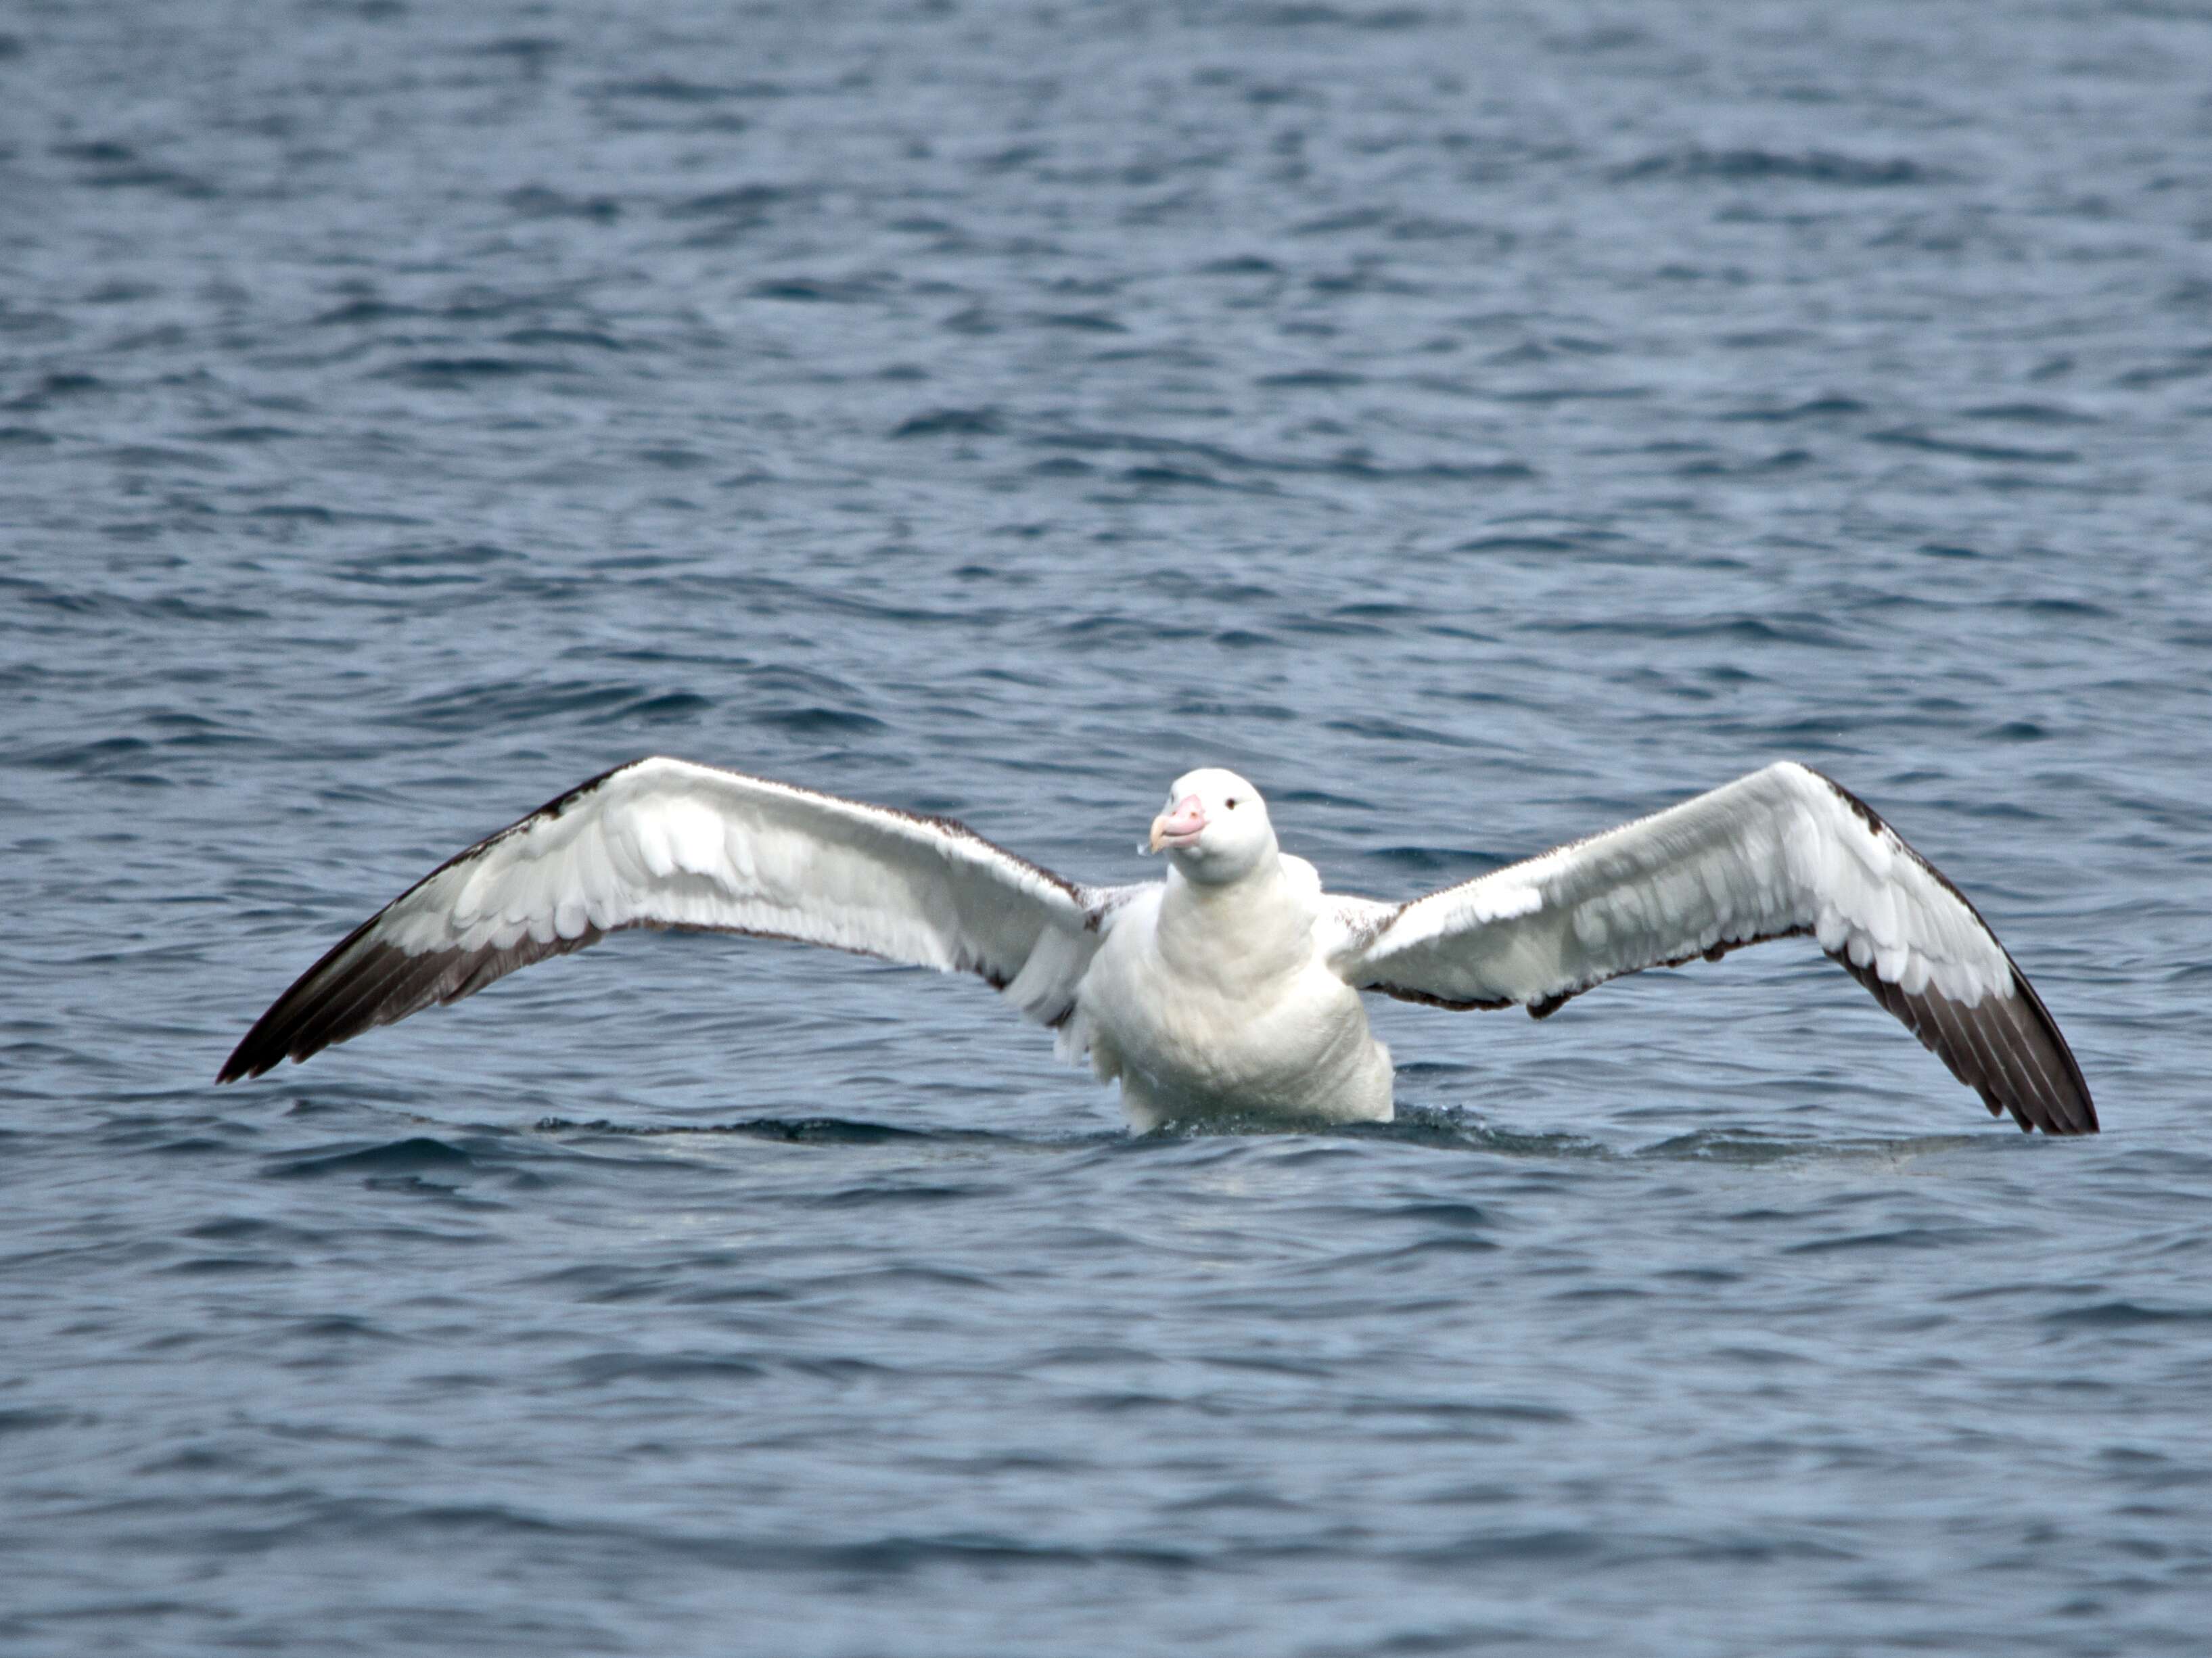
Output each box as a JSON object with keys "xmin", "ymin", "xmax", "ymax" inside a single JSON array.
[
  {"xmin": 216, "ymin": 1018, "xmax": 288, "ymax": 1084},
  {"xmin": 2006, "ymin": 959, "xmax": 2097, "ymax": 1134},
  {"xmin": 1831, "ymin": 949, "xmax": 2096, "ymax": 1136},
  {"xmin": 214, "ymin": 1037, "xmax": 278, "ymax": 1085},
  {"xmin": 215, "ymin": 1019, "xmax": 267, "ymax": 1084},
  {"xmin": 214, "ymin": 914, "xmax": 394, "ymax": 1086},
  {"xmin": 1807, "ymin": 772, "xmax": 2096, "ymax": 1136}
]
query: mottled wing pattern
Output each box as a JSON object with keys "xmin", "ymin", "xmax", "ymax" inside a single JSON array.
[
  {"xmin": 219, "ymin": 758, "xmax": 1120, "ymax": 1081},
  {"xmin": 1328, "ymin": 762, "xmax": 2093, "ymax": 1133}
]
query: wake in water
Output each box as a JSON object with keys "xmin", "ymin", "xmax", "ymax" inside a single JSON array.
[
  {"xmin": 522, "ymin": 1105, "xmax": 1991, "ymax": 1167},
  {"xmin": 523, "ymin": 1101, "xmax": 2014, "ymax": 1170}
]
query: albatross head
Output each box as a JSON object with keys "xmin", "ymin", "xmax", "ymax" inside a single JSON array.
[{"xmin": 1147, "ymin": 768, "xmax": 1278, "ymax": 885}]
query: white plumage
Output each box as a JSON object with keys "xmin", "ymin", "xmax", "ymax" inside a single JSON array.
[
  {"xmin": 220, "ymin": 758, "xmax": 2094, "ymax": 1134},
  {"xmin": 1332, "ymin": 765, "xmax": 2012, "ymax": 1013}
]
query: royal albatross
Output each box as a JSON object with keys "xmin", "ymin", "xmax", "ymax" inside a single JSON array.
[{"xmin": 217, "ymin": 759, "xmax": 2094, "ymax": 1134}]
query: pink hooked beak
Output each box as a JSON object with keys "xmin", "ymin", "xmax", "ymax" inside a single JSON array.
[{"xmin": 1148, "ymin": 793, "xmax": 1207, "ymax": 852}]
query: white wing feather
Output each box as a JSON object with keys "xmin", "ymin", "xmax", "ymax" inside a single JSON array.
[
  {"xmin": 1325, "ymin": 762, "xmax": 2092, "ymax": 1132},
  {"xmin": 221, "ymin": 757, "xmax": 1122, "ymax": 1080}
]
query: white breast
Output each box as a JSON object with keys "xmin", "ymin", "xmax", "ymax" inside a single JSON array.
[{"xmin": 1076, "ymin": 871, "xmax": 1393, "ymax": 1128}]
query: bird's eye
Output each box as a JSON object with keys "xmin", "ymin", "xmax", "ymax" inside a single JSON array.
[{"xmin": 1226, "ymin": 798, "xmax": 1239, "ymax": 810}]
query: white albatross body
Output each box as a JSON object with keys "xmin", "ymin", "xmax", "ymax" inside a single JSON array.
[
  {"xmin": 1080, "ymin": 861, "xmax": 1394, "ymax": 1131},
  {"xmin": 218, "ymin": 759, "xmax": 2096, "ymax": 1135}
]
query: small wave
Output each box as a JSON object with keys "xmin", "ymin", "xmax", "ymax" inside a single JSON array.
[
  {"xmin": 4, "ymin": 373, "xmax": 103, "ymax": 413},
  {"xmin": 1998, "ymin": 595, "xmax": 2110, "ymax": 618},
  {"xmin": 1345, "ymin": 1397, "xmax": 1573, "ymax": 1426},
  {"xmin": 750, "ymin": 277, "xmax": 883, "ymax": 304},
  {"xmin": 310, "ymin": 298, "xmax": 426, "ymax": 327},
  {"xmin": 1614, "ymin": 147, "xmax": 1932, "ymax": 187},
  {"xmin": 1120, "ymin": 463, "xmax": 1238, "ymax": 490},
  {"xmin": 503, "ymin": 327, "xmax": 626, "ymax": 353},
  {"xmin": 892, "ymin": 407, "xmax": 1005, "ymax": 438},
  {"xmin": 107, "ymin": 442, "xmax": 225, "ymax": 471},
  {"xmin": 568, "ymin": 1351, "xmax": 770, "ymax": 1385},
  {"xmin": 2044, "ymin": 1300, "xmax": 2212, "ymax": 1329},
  {"xmin": 1638, "ymin": 1128, "xmax": 1985, "ymax": 1166},
  {"xmin": 1783, "ymin": 1226, "xmax": 2003, "ymax": 1256},
  {"xmin": 794, "ymin": 1533, "xmax": 1201, "ymax": 1575},
  {"xmin": 197, "ymin": 425, "xmax": 298, "ymax": 444},
  {"xmin": 382, "ymin": 540, "xmax": 520, "ymax": 570},
  {"xmin": 810, "ymin": 1182, "xmax": 994, "ymax": 1209},
  {"xmin": 1196, "ymin": 254, "xmax": 1280, "ymax": 275},
  {"xmin": 1032, "ymin": 425, "xmax": 1526, "ymax": 486},
  {"xmin": 1373, "ymin": 1111, "xmax": 1615, "ymax": 1159},
  {"xmin": 375, "ymin": 356, "xmax": 580, "ymax": 386},
  {"xmin": 503, "ymin": 185, "xmax": 620, "ymax": 221},
  {"xmin": 76, "ymin": 161, "xmax": 220, "ymax": 200},
  {"xmin": 2115, "ymin": 346, "xmax": 2212, "ymax": 389},
  {"xmin": 591, "ymin": 76, "xmax": 754, "ymax": 103},
  {"xmin": 1380, "ymin": 1199, "xmax": 1494, "ymax": 1229},
  {"xmin": 400, "ymin": 677, "xmax": 684, "ymax": 731},
  {"xmin": 665, "ymin": 183, "xmax": 789, "ymax": 222},
  {"xmin": 1454, "ymin": 532, "xmax": 1581, "ymax": 553},
  {"xmin": 466, "ymin": 35, "xmax": 562, "ymax": 63},
  {"xmin": 185, "ymin": 1215, "xmax": 311, "ymax": 1243},
  {"xmin": 18, "ymin": 734, "xmax": 155, "ymax": 774},
  {"xmin": 270, "ymin": 1136, "xmax": 477, "ymax": 1179},
  {"xmin": 1715, "ymin": 396, "xmax": 1870, "ymax": 424},
  {"xmin": 1235, "ymin": 4, "xmax": 1432, "ymax": 28},
  {"xmin": 1324, "ymin": 714, "xmax": 1475, "ymax": 746},
  {"xmin": 1869, "ymin": 427, "xmax": 2079, "ymax": 464},
  {"xmin": 0, "ymin": 1408, "xmax": 72, "ymax": 1437},
  {"xmin": 536, "ymin": 1114, "xmax": 944, "ymax": 1145},
  {"xmin": 1034, "ymin": 310, "xmax": 1127, "ymax": 333},
  {"xmin": 164, "ymin": 1254, "xmax": 298, "ymax": 1276},
  {"xmin": 1255, "ymin": 368, "xmax": 1367, "ymax": 389},
  {"xmin": 613, "ymin": 691, "xmax": 713, "ymax": 724},
  {"xmin": 292, "ymin": 1314, "xmax": 396, "ymax": 1341},
  {"xmin": 750, "ymin": 705, "xmax": 888, "ymax": 736},
  {"xmin": 1960, "ymin": 400, "xmax": 2098, "ymax": 426}
]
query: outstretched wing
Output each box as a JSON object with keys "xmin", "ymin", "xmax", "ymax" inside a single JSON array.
[
  {"xmin": 219, "ymin": 757, "xmax": 1124, "ymax": 1081},
  {"xmin": 1324, "ymin": 762, "xmax": 2094, "ymax": 1134}
]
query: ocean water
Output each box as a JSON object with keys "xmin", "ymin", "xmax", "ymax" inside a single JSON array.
[{"xmin": 5, "ymin": 1, "xmax": 2212, "ymax": 1652}]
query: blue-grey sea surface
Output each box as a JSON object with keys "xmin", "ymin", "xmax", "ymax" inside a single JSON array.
[{"xmin": 5, "ymin": 1, "xmax": 2212, "ymax": 1653}]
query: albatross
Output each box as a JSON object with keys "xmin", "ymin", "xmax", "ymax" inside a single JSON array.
[{"xmin": 218, "ymin": 758, "xmax": 2095, "ymax": 1134}]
